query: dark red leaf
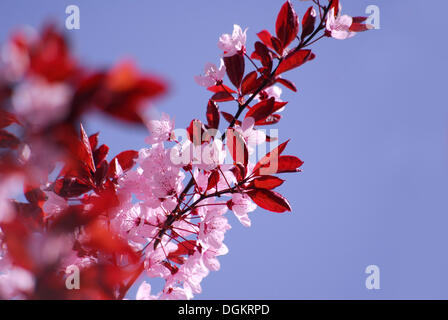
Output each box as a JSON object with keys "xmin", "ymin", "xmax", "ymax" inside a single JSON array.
[
  {"xmin": 253, "ymin": 140, "xmax": 290, "ymax": 175},
  {"xmin": 167, "ymin": 240, "xmax": 197, "ymax": 264},
  {"xmin": 276, "ymin": 155, "xmax": 304, "ymax": 173},
  {"xmin": 245, "ymin": 97, "xmax": 275, "ymax": 123},
  {"xmin": 220, "ymin": 112, "xmax": 241, "ymax": 126},
  {"xmin": 241, "ymin": 71, "xmax": 258, "ymax": 96},
  {"xmin": 187, "ymin": 119, "xmax": 208, "ymax": 146},
  {"xmin": 79, "ymin": 124, "xmax": 96, "ymax": 173},
  {"xmin": 350, "ymin": 23, "xmax": 371, "ymax": 32},
  {"xmin": 53, "ymin": 178, "xmax": 92, "ymax": 198},
  {"xmin": 0, "ymin": 110, "xmax": 20, "ymax": 129},
  {"xmin": 301, "ymin": 6, "xmax": 317, "ymax": 39},
  {"xmin": 108, "ymin": 150, "xmax": 139, "ymax": 178},
  {"xmin": 276, "ymin": 1, "xmax": 299, "ymax": 49},
  {"xmin": 206, "ymin": 100, "xmax": 220, "ymax": 130},
  {"xmin": 223, "ymin": 54, "xmax": 245, "ymax": 89},
  {"xmin": 275, "ymin": 49, "xmax": 314, "ymax": 76},
  {"xmin": 353, "ymin": 16, "xmax": 368, "ymax": 23},
  {"xmin": 252, "ymin": 176, "xmax": 284, "ymax": 190},
  {"xmin": 226, "ymin": 128, "xmax": 248, "ymax": 166},
  {"xmin": 255, "ymin": 114, "xmax": 282, "ymax": 126},
  {"xmin": 211, "ymin": 91, "xmax": 234, "ymax": 102},
  {"xmin": 276, "ymin": 77, "xmax": 297, "ymax": 92},
  {"xmin": 247, "ymin": 189, "xmax": 291, "ymax": 213},
  {"xmin": 24, "ymin": 184, "xmax": 46, "ymax": 205},
  {"xmin": 252, "ymin": 41, "xmax": 273, "ymax": 70},
  {"xmin": 207, "ymin": 84, "xmax": 237, "ymax": 94},
  {"xmin": 230, "ymin": 163, "xmax": 247, "ymax": 182},
  {"xmin": 256, "ymin": 30, "xmax": 275, "ymax": 50},
  {"xmin": 330, "ymin": 0, "xmax": 340, "ymax": 16},
  {"xmin": 270, "ymin": 36, "xmax": 284, "ymax": 56},
  {"xmin": 93, "ymin": 144, "xmax": 109, "ymax": 167},
  {"xmin": 0, "ymin": 129, "xmax": 20, "ymax": 149},
  {"xmin": 206, "ymin": 169, "xmax": 220, "ymax": 191},
  {"xmin": 88, "ymin": 133, "xmax": 99, "ymax": 151}
]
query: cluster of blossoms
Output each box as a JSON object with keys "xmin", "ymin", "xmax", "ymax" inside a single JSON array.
[{"xmin": 0, "ymin": 0, "xmax": 369, "ymax": 299}]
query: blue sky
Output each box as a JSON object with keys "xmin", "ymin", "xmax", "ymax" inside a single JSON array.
[{"xmin": 1, "ymin": 0, "xmax": 447, "ymax": 299}]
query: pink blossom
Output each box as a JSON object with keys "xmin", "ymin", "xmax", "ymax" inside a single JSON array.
[
  {"xmin": 235, "ymin": 117, "xmax": 266, "ymax": 154},
  {"xmin": 198, "ymin": 208, "xmax": 231, "ymax": 250},
  {"xmin": 11, "ymin": 77, "xmax": 72, "ymax": 128},
  {"xmin": 136, "ymin": 281, "xmax": 159, "ymax": 300},
  {"xmin": 0, "ymin": 267, "xmax": 34, "ymax": 299},
  {"xmin": 43, "ymin": 191, "xmax": 68, "ymax": 219},
  {"xmin": 326, "ymin": 6, "xmax": 356, "ymax": 40},
  {"xmin": 0, "ymin": 175, "xmax": 23, "ymax": 223},
  {"xmin": 228, "ymin": 193, "xmax": 256, "ymax": 227},
  {"xmin": 218, "ymin": 24, "xmax": 247, "ymax": 57},
  {"xmin": 194, "ymin": 60, "xmax": 226, "ymax": 87},
  {"xmin": 160, "ymin": 286, "xmax": 193, "ymax": 300},
  {"xmin": 202, "ymin": 244, "xmax": 228, "ymax": 271},
  {"xmin": 256, "ymin": 85, "xmax": 283, "ymax": 102},
  {"xmin": 145, "ymin": 113, "xmax": 175, "ymax": 145}
]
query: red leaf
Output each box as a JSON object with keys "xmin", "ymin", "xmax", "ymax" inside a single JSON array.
[
  {"xmin": 221, "ymin": 111, "xmax": 241, "ymax": 126},
  {"xmin": 211, "ymin": 91, "xmax": 234, "ymax": 102},
  {"xmin": 275, "ymin": 1, "xmax": 299, "ymax": 49},
  {"xmin": 255, "ymin": 114, "xmax": 282, "ymax": 126},
  {"xmin": 247, "ymin": 189, "xmax": 291, "ymax": 213},
  {"xmin": 252, "ymin": 41, "xmax": 273, "ymax": 70},
  {"xmin": 223, "ymin": 54, "xmax": 245, "ymax": 89},
  {"xmin": 301, "ymin": 6, "xmax": 317, "ymax": 39},
  {"xmin": 79, "ymin": 124, "xmax": 96, "ymax": 173},
  {"xmin": 93, "ymin": 144, "xmax": 109, "ymax": 168},
  {"xmin": 88, "ymin": 132, "xmax": 99, "ymax": 151},
  {"xmin": 206, "ymin": 100, "xmax": 220, "ymax": 130},
  {"xmin": 0, "ymin": 129, "xmax": 20, "ymax": 149},
  {"xmin": 330, "ymin": 0, "xmax": 340, "ymax": 16},
  {"xmin": 168, "ymin": 240, "xmax": 197, "ymax": 264},
  {"xmin": 230, "ymin": 163, "xmax": 247, "ymax": 182},
  {"xmin": 206, "ymin": 169, "xmax": 220, "ymax": 191},
  {"xmin": 226, "ymin": 128, "xmax": 248, "ymax": 166},
  {"xmin": 256, "ymin": 30, "xmax": 275, "ymax": 50},
  {"xmin": 275, "ymin": 49, "xmax": 313, "ymax": 76},
  {"xmin": 187, "ymin": 119, "xmax": 208, "ymax": 146},
  {"xmin": 245, "ymin": 97, "xmax": 275, "ymax": 123},
  {"xmin": 353, "ymin": 16, "xmax": 368, "ymax": 23},
  {"xmin": 24, "ymin": 184, "xmax": 46, "ymax": 205},
  {"xmin": 276, "ymin": 78, "xmax": 297, "ymax": 92},
  {"xmin": 253, "ymin": 140, "xmax": 290, "ymax": 175},
  {"xmin": 207, "ymin": 84, "xmax": 236, "ymax": 94},
  {"xmin": 350, "ymin": 23, "xmax": 371, "ymax": 32},
  {"xmin": 270, "ymin": 36, "xmax": 284, "ymax": 56},
  {"xmin": 0, "ymin": 110, "xmax": 20, "ymax": 129},
  {"xmin": 252, "ymin": 175, "xmax": 284, "ymax": 190},
  {"xmin": 241, "ymin": 71, "xmax": 258, "ymax": 96},
  {"xmin": 276, "ymin": 155, "xmax": 304, "ymax": 173},
  {"xmin": 53, "ymin": 178, "xmax": 92, "ymax": 198},
  {"xmin": 108, "ymin": 150, "xmax": 139, "ymax": 176}
]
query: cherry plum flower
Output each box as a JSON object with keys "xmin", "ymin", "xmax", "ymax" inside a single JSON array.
[
  {"xmin": 326, "ymin": 5, "xmax": 356, "ymax": 40},
  {"xmin": 11, "ymin": 77, "xmax": 72, "ymax": 128},
  {"xmin": 136, "ymin": 281, "xmax": 159, "ymax": 300},
  {"xmin": 43, "ymin": 191, "xmax": 68, "ymax": 219},
  {"xmin": 256, "ymin": 85, "xmax": 283, "ymax": 103},
  {"xmin": 228, "ymin": 193, "xmax": 257, "ymax": 227},
  {"xmin": 0, "ymin": 267, "xmax": 35, "ymax": 299},
  {"xmin": 194, "ymin": 60, "xmax": 226, "ymax": 87},
  {"xmin": 145, "ymin": 113, "xmax": 175, "ymax": 145},
  {"xmin": 235, "ymin": 117, "xmax": 266, "ymax": 154},
  {"xmin": 218, "ymin": 24, "xmax": 247, "ymax": 57}
]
